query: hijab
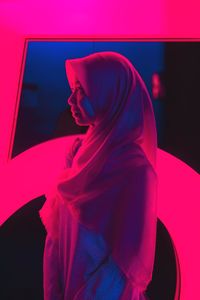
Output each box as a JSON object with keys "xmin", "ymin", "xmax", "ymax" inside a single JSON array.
[{"xmin": 39, "ymin": 51, "xmax": 158, "ymax": 292}]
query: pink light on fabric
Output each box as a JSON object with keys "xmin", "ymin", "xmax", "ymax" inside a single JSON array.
[{"xmin": 39, "ymin": 52, "xmax": 158, "ymax": 294}]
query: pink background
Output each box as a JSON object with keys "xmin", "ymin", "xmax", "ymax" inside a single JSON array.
[{"xmin": 0, "ymin": 1, "xmax": 200, "ymax": 299}]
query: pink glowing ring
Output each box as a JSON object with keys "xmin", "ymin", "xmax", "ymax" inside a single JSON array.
[{"xmin": 0, "ymin": 137, "xmax": 199, "ymax": 300}]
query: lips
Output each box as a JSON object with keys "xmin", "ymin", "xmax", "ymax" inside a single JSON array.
[{"xmin": 71, "ymin": 107, "xmax": 81, "ymax": 115}]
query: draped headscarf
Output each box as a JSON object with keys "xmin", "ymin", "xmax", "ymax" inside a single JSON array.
[{"xmin": 39, "ymin": 51, "xmax": 158, "ymax": 292}]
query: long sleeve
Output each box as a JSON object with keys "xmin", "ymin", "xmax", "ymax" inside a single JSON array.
[
  {"xmin": 43, "ymin": 234, "xmax": 63, "ymax": 300},
  {"xmin": 73, "ymin": 255, "xmax": 126, "ymax": 300}
]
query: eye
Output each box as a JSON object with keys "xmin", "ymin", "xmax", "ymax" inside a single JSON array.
[
  {"xmin": 77, "ymin": 85, "xmax": 83, "ymax": 91},
  {"xmin": 71, "ymin": 85, "xmax": 84, "ymax": 94}
]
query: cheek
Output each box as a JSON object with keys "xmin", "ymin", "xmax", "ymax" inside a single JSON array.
[{"xmin": 80, "ymin": 97, "xmax": 95, "ymax": 118}]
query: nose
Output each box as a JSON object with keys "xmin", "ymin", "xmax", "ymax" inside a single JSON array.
[{"xmin": 68, "ymin": 92, "xmax": 76, "ymax": 106}]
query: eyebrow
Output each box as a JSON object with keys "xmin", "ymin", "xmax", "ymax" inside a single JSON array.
[
  {"xmin": 71, "ymin": 81, "xmax": 83, "ymax": 92},
  {"xmin": 74, "ymin": 80, "xmax": 81, "ymax": 85}
]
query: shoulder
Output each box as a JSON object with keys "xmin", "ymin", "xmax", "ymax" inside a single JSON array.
[
  {"xmin": 107, "ymin": 143, "xmax": 157, "ymax": 177},
  {"xmin": 100, "ymin": 152, "xmax": 157, "ymax": 192}
]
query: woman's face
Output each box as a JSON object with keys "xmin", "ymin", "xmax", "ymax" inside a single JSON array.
[{"xmin": 68, "ymin": 80, "xmax": 96, "ymax": 126}]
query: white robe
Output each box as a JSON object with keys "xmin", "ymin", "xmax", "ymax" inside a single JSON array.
[{"xmin": 43, "ymin": 199, "xmax": 149, "ymax": 300}]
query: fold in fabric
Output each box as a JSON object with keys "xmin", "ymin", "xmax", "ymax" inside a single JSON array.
[
  {"xmin": 57, "ymin": 145, "xmax": 157, "ymax": 291},
  {"xmin": 73, "ymin": 255, "xmax": 126, "ymax": 300}
]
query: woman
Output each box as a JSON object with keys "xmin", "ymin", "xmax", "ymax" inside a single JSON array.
[{"xmin": 39, "ymin": 51, "xmax": 158, "ymax": 300}]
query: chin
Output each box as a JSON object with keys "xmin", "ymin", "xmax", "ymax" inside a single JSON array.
[{"xmin": 75, "ymin": 119, "xmax": 89, "ymax": 126}]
